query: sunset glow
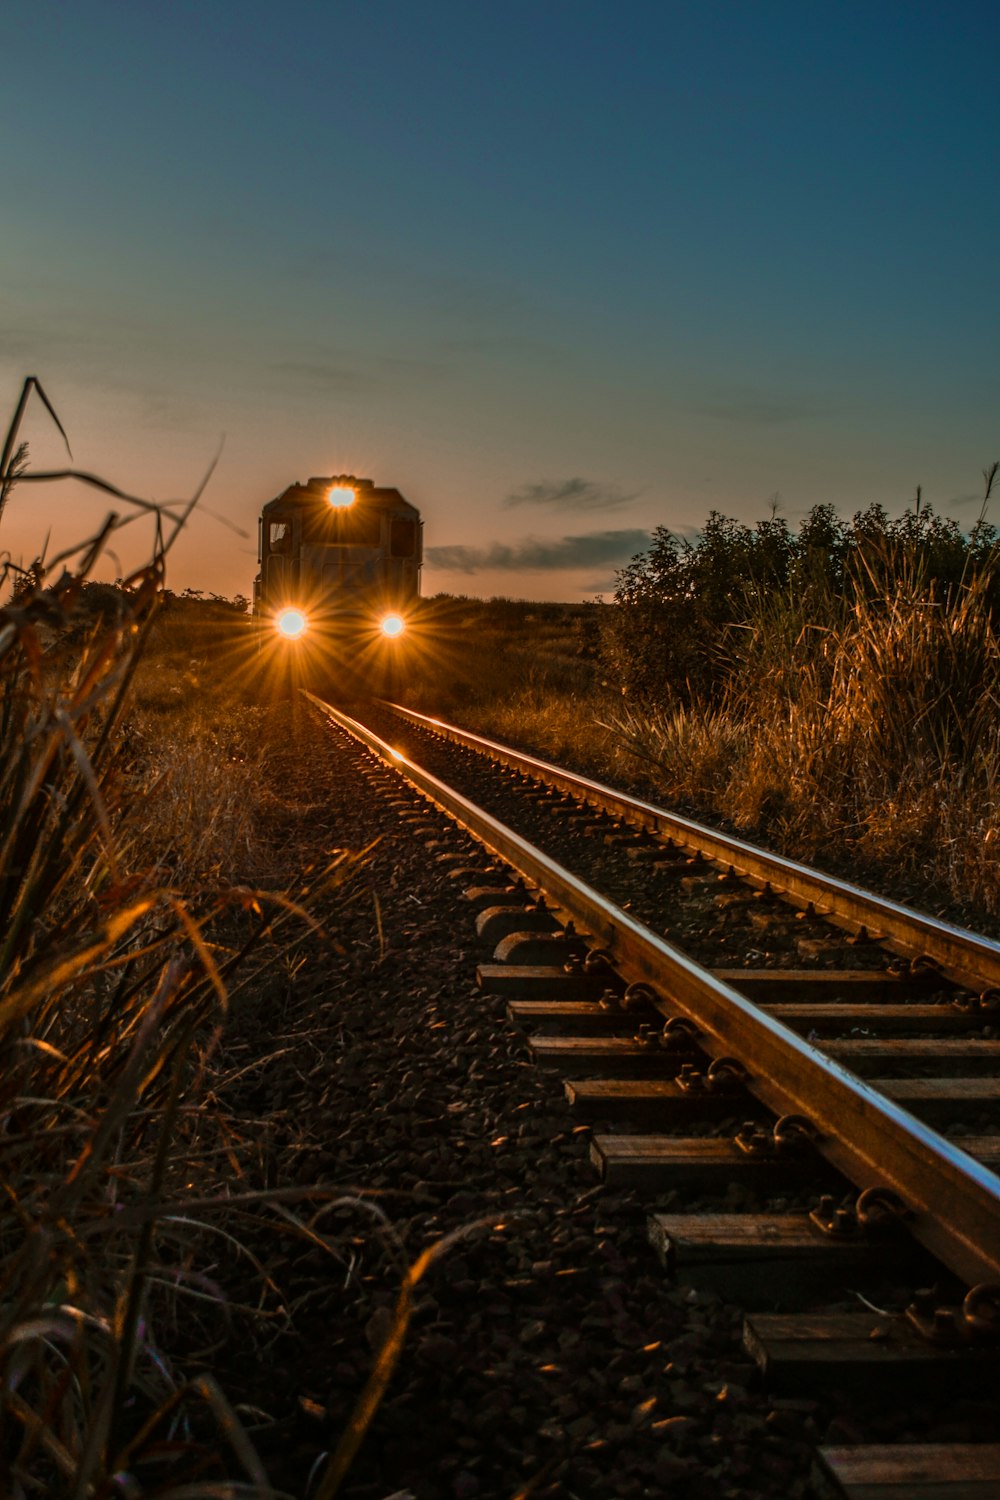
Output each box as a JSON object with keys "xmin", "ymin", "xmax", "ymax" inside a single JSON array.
[{"xmin": 1, "ymin": 5, "xmax": 996, "ymax": 605}]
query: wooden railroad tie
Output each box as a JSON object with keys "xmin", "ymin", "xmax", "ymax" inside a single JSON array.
[
  {"xmin": 647, "ymin": 1212, "xmax": 932, "ymax": 1308},
  {"xmin": 813, "ymin": 1443, "xmax": 1000, "ymax": 1498},
  {"xmin": 743, "ymin": 1311, "xmax": 1000, "ymax": 1396}
]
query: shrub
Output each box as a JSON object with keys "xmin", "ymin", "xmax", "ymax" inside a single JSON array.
[{"xmin": 602, "ymin": 492, "xmax": 1000, "ymax": 707}]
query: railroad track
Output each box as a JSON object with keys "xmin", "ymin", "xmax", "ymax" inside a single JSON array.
[{"xmin": 307, "ymin": 692, "xmax": 1000, "ymax": 1499}]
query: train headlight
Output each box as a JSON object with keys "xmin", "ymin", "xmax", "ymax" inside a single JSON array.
[
  {"xmin": 327, "ymin": 484, "xmax": 356, "ymax": 508},
  {"xmin": 380, "ymin": 613, "xmax": 405, "ymax": 638},
  {"xmin": 275, "ymin": 607, "xmax": 308, "ymax": 639}
]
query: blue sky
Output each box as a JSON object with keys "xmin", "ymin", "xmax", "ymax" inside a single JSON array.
[{"xmin": 2, "ymin": 0, "xmax": 997, "ymax": 600}]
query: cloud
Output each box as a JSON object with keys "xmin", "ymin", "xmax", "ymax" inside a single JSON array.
[
  {"xmin": 503, "ymin": 477, "xmax": 637, "ymax": 511},
  {"xmin": 432, "ymin": 333, "xmax": 566, "ymax": 364},
  {"xmin": 270, "ymin": 351, "xmax": 446, "ymax": 395},
  {"xmin": 426, "ymin": 529, "xmax": 651, "ymax": 574},
  {"xmin": 270, "ymin": 360, "xmax": 383, "ymax": 394},
  {"xmin": 690, "ymin": 387, "xmax": 836, "ymax": 425},
  {"xmin": 946, "ymin": 492, "xmax": 990, "ymax": 511}
]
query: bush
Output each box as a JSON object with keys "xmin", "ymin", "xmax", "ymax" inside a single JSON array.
[
  {"xmin": 595, "ymin": 476, "xmax": 1000, "ymax": 920},
  {"xmin": 602, "ymin": 494, "xmax": 1000, "ymax": 706}
]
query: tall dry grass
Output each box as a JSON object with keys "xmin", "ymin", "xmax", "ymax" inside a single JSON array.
[
  {"xmin": 0, "ymin": 380, "xmax": 381, "ymax": 1497},
  {"xmin": 607, "ymin": 564, "xmax": 1000, "ymax": 924},
  {"xmin": 412, "ymin": 529, "xmax": 999, "ymax": 930}
]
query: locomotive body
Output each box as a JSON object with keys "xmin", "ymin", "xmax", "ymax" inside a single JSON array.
[
  {"xmin": 254, "ymin": 474, "xmax": 422, "ymax": 690},
  {"xmin": 253, "ymin": 475, "xmax": 422, "ymax": 657}
]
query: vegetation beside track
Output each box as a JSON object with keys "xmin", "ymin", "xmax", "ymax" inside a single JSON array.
[
  {"xmin": 406, "ymin": 481, "xmax": 1000, "ymax": 932},
  {"xmin": 0, "ymin": 383, "xmax": 388, "ymax": 1497}
]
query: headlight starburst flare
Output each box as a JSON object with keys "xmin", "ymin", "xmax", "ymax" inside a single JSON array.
[{"xmin": 275, "ymin": 607, "xmax": 308, "ymax": 640}]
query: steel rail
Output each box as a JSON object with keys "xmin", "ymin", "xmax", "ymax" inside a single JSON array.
[
  {"xmin": 309, "ymin": 693, "xmax": 1000, "ymax": 1288},
  {"xmin": 382, "ymin": 702, "xmax": 1000, "ymax": 994}
]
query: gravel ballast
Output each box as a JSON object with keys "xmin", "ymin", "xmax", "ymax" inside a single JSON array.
[{"xmin": 205, "ymin": 699, "xmax": 995, "ymax": 1500}]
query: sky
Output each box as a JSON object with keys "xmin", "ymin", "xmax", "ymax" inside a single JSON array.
[{"xmin": 1, "ymin": 0, "xmax": 998, "ymax": 602}]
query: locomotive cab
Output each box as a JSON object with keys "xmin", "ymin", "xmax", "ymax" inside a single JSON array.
[{"xmin": 253, "ymin": 475, "xmax": 422, "ymax": 690}]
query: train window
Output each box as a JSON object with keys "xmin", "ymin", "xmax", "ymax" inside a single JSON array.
[
  {"xmin": 269, "ymin": 521, "xmax": 292, "ymax": 553},
  {"xmin": 390, "ymin": 517, "xmax": 416, "ymax": 557}
]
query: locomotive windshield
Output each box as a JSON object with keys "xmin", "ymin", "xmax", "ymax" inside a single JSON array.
[{"xmin": 303, "ymin": 508, "xmax": 382, "ymax": 547}]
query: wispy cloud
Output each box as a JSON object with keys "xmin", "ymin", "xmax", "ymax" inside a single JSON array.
[
  {"xmin": 690, "ymin": 386, "xmax": 837, "ymax": 425},
  {"xmin": 503, "ymin": 477, "xmax": 638, "ymax": 511},
  {"xmin": 946, "ymin": 491, "xmax": 990, "ymax": 511},
  {"xmin": 270, "ymin": 360, "xmax": 382, "ymax": 394},
  {"xmin": 270, "ymin": 353, "xmax": 445, "ymax": 394},
  {"xmin": 426, "ymin": 528, "xmax": 651, "ymax": 574},
  {"xmin": 432, "ymin": 332, "xmax": 565, "ymax": 362}
]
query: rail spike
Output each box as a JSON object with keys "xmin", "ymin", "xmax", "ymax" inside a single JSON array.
[
  {"xmin": 632, "ymin": 1023, "xmax": 660, "ymax": 1051},
  {"xmin": 906, "ymin": 1283, "xmax": 1000, "ymax": 1348},
  {"xmin": 808, "ymin": 1193, "xmax": 860, "ymax": 1240},
  {"xmin": 675, "ymin": 1062, "xmax": 706, "ymax": 1093},
  {"xmin": 951, "ymin": 986, "xmax": 1000, "ymax": 1014},
  {"xmin": 734, "ymin": 1120, "xmax": 773, "ymax": 1157}
]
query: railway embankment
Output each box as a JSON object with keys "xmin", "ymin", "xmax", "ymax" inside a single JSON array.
[{"xmin": 205, "ymin": 695, "xmax": 1000, "ymax": 1498}]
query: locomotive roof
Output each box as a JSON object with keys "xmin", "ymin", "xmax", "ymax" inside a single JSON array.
[{"xmin": 262, "ymin": 476, "xmax": 419, "ymax": 519}]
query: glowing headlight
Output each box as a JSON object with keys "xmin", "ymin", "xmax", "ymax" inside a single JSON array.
[
  {"xmin": 380, "ymin": 613, "xmax": 405, "ymax": 638},
  {"xmin": 275, "ymin": 607, "xmax": 308, "ymax": 639},
  {"xmin": 327, "ymin": 484, "xmax": 356, "ymax": 508}
]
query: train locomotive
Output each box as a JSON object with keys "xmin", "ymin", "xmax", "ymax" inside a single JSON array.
[{"xmin": 253, "ymin": 474, "xmax": 422, "ymax": 689}]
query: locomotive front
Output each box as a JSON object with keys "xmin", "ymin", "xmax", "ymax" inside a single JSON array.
[{"xmin": 253, "ymin": 475, "xmax": 422, "ymax": 686}]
